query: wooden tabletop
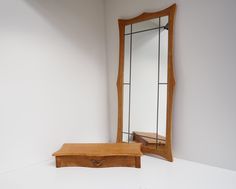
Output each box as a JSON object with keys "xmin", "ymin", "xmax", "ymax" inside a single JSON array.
[{"xmin": 53, "ymin": 143, "xmax": 142, "ymax": 157}]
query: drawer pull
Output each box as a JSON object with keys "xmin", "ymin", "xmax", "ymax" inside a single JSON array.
[{"xmin": 90, "ymin": 159, "xmax": 104, "ymax": 167}]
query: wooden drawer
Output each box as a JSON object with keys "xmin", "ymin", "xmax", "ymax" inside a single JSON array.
[
  {"xmin": 53, "ymin": 143, "xmax": 142, "ymax": 168},
  {"xmin": 56, "ymin": 155, "xmax": 140, "ymax": 168}
]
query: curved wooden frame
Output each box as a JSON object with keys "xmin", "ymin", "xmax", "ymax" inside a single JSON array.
[{"xmin": 116, "ymin": 4, "xmax": 176, "ymax": 161}]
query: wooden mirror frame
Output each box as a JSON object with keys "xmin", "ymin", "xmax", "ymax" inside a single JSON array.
[{"xmin": 116, "ymin": 4, "xmax": 176, "ymax": 161}]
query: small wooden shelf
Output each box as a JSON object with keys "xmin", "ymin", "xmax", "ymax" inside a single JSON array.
[
  {"xmin": 133, "ymin": 131, "xmax": 166, "ymax": 146},
  {"xmin": 53, "ymin": 143, "xmax": 142, "ymax": 168}
]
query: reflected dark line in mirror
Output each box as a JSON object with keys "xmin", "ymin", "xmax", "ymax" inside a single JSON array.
[
  {"xmin": 122, "ymin": 132, "xmax": 166, "ymax": 142},
  {"xmin": 156, "ymin": 17, "xmax": 161, "ymax": 149},
  {"xmin": 122, "ymin": 17, "xmax": 169, "ymax": 147},
  {"xmin": 122, "ymin": 131, "xmax": 133, "ymax": 135},
  {"xmin": 125, "ymin": 26, "xmax": 165, "ymax": 36},
  {"xmin": 127, "ymin": 24, "xmax": 133, "ymax": 143},
  {"xmin": 164, "ymin": 23, "xmax": 169, "ymax": 30}
]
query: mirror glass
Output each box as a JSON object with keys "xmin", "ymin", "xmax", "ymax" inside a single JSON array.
[{"xmin": 122, "ymin": 16, "xmax": 169, "ymax": 148}]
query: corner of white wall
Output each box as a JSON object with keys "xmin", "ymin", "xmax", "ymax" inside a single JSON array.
[{"xmin": 0, "ymin": 0, "xmax": 110, "ymax": 173}]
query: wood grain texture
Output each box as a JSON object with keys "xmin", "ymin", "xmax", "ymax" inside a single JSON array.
[
  {"xmin": 53, "ymin": 143, "xmax": 142, "ymax": 168},
  {"xmin": 55, "ymin": 156, "xmax": 138, "ymax": 168},
  {"xmin": 116, "ymin": 4, "xmax": 176, "ymax": 162},
  {"xmin": 133, "ymin": 131, "xmax": 166, "ymax": 145},
  {"xmin": 53, "ymin": 143, "xmax": 142, "ymax": 156},
  {"xmin": 116, "ymin": 19, "xmax": 125, "ymax": 143}
]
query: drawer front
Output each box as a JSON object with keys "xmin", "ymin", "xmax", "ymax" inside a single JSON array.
[{"xmin": 56, "ymin": 155, "xmax": 137, "ymax": 168}]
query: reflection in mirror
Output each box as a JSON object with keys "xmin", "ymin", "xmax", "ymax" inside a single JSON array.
[
  {"xmin": 160, "ymin": 16, "xmax": 169, "ymax": 83},
  {"xmin": 125, "ymin": 25, "xmax": 131, "ymax": 34},
  {"xmin": 158, "ymin": 84, "xmax": 167, "ymax": 137},
  {"xmin": 124, "ymin": 35, "xmax": 131, "ymax": 83},
  {"xmin": 122, "ymin": 16, "xmax": 169, "ymax": 147},
  {"xmin": 122, "ymin": 133, "xmax": 129, "ymax": 143},
  {"xmin": 132, "ymin": 18, "xmax": 159, "ymax": 33},
  {"xmin": 160, "ymin": 16, "xmax": 169, "ymax": 27},
  {"xmin": 130, "ymin": 29, "xmax": 158, "ymax": 135},
  {"xmin": 123, "ymin": 85, "xmax": 130, "ymax": 134}
]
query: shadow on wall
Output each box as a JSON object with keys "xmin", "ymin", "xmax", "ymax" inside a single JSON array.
[{"xmin": 24, "ymin": 0, "xmax": 105, "ymax": 60}]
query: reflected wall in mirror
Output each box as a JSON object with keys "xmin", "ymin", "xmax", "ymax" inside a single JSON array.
[{"xmin": 117, "ymin": 4, "xmax": 176, "ymax": 161}]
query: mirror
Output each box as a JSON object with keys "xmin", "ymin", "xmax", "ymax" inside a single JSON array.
[{"xmin": 117, "ymin": 4, "xmax": 176, "ymax": 161}]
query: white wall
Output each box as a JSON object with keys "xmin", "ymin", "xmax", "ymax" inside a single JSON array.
[
  {"xmin": 0, "ymin": 0, "xmax": 235, "ymax": 173},
  {"xmin": 0, "ymin": 0, "xmax": 109, "ymax": 173},
  {"xmin": 105, "ymin": 0, "xmax": 236, "ymax": 170}
]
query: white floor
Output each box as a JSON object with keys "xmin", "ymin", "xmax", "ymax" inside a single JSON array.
[{"xmin": 0, "ymin": 156, "xmax": 235, "ymax": 189}]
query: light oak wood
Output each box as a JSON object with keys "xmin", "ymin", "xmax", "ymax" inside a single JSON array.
[
  {"xmin": 53, "ymin": 143, "xmax": 142, "ymax": 168},
  {"xmin": 133, "ymin": 131, "xmax": 166, "ymax": 145},
  {"xmin": 116, "ymin": 4, "xmax": 176, "ymax": 162}
]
